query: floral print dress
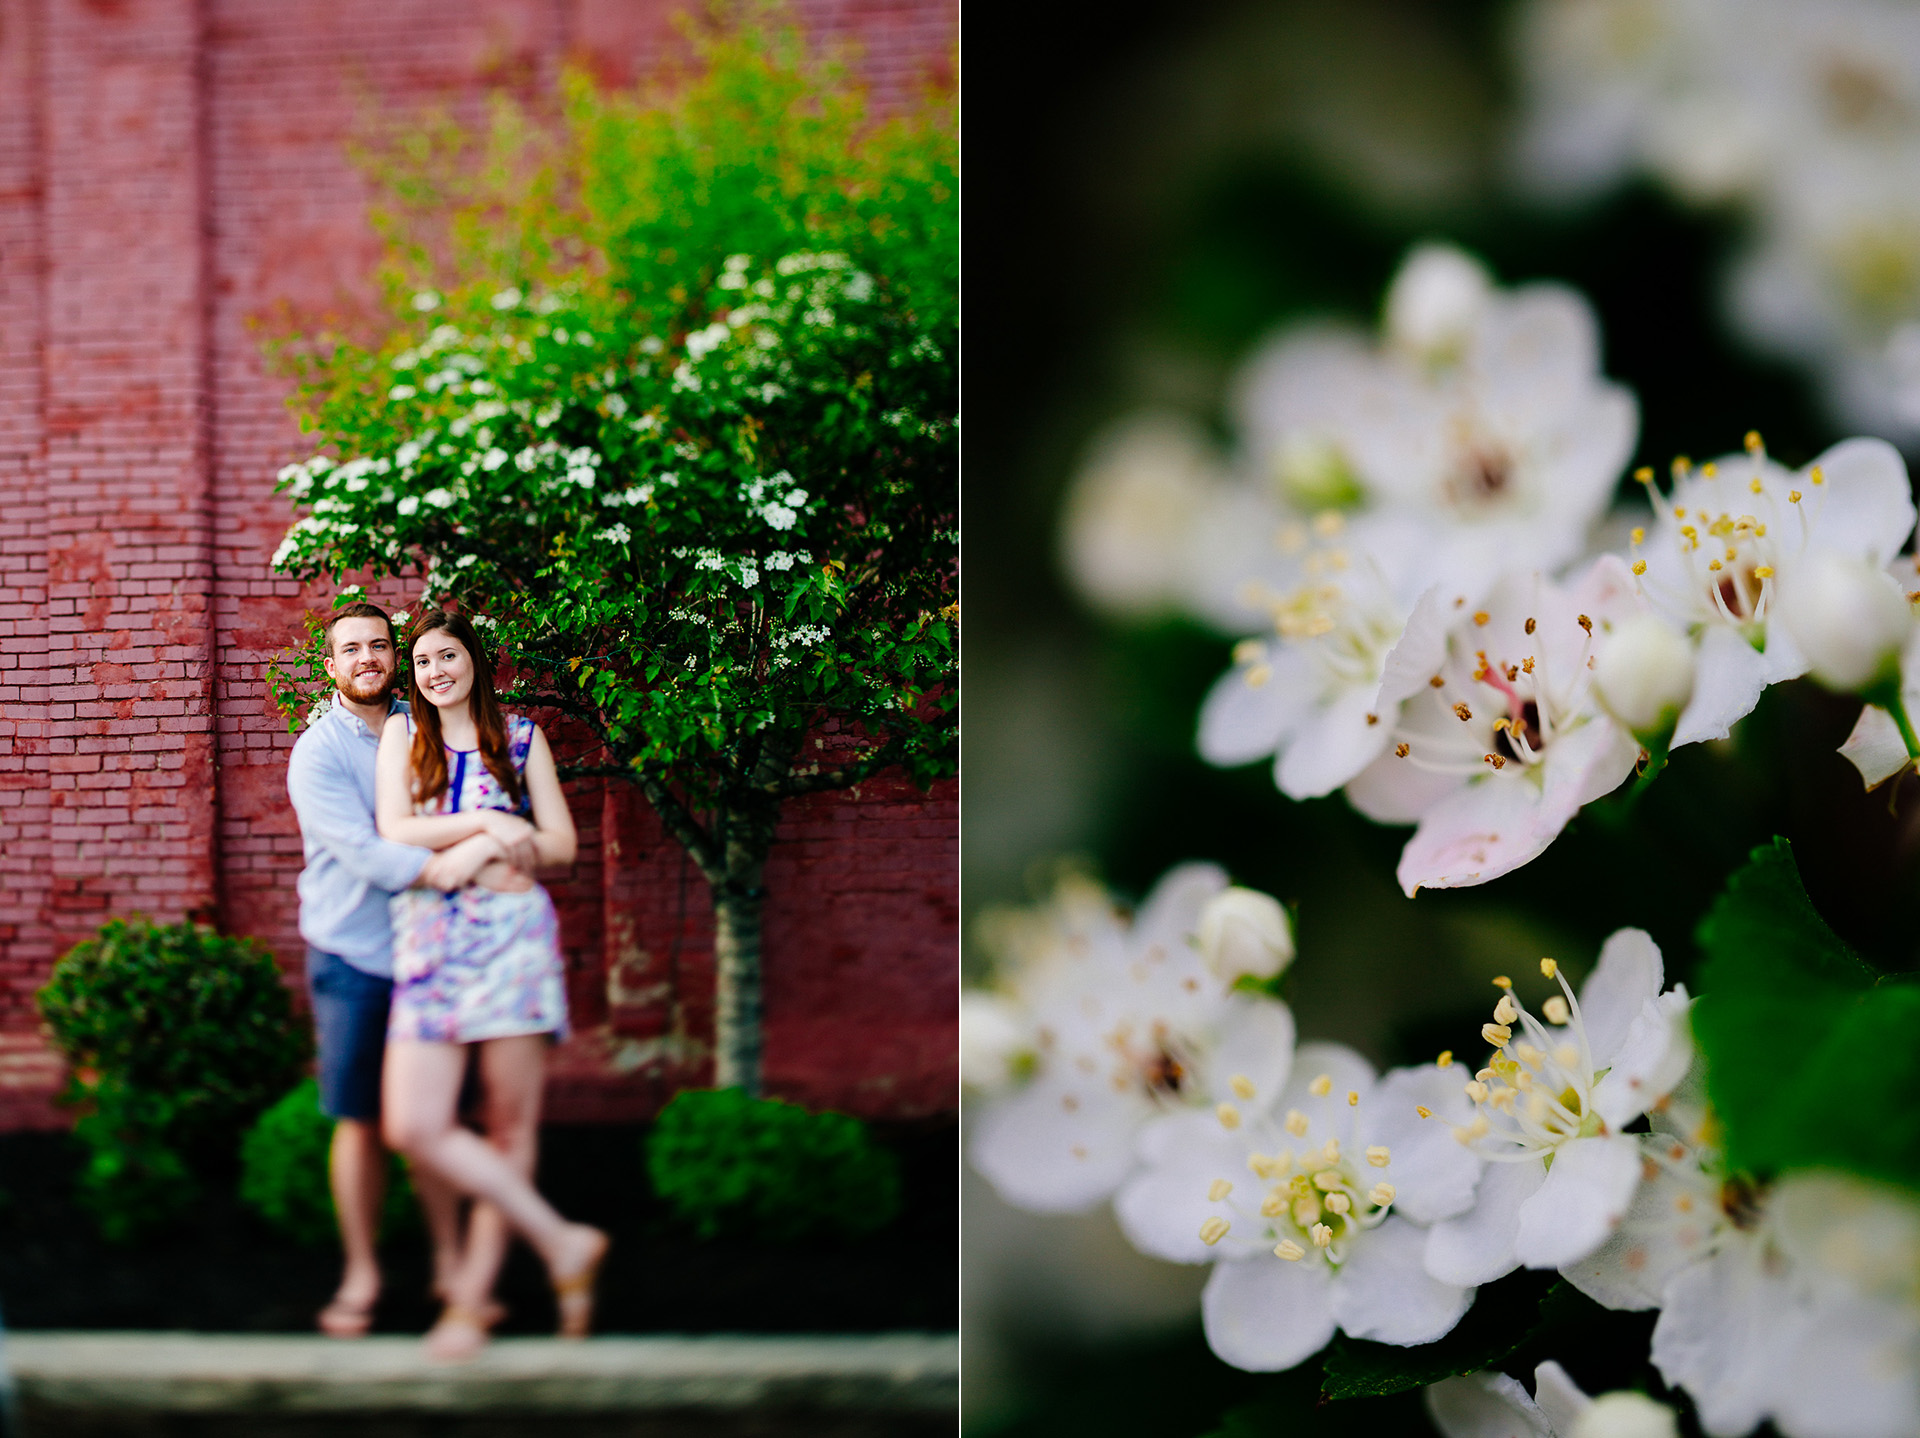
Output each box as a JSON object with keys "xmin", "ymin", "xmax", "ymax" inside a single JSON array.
[{"xmin": 388, "ymin": 714, "xmax": 569, "ymax": 1044}]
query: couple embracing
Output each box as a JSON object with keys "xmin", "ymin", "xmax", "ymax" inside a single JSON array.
[{"xmin": 286, "ymin": 601, "xmax": 608, "ymax": 1361}]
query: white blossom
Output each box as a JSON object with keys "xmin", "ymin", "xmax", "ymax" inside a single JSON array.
[
  {"xmin": 1591, "ymin": 613, "xmax": 1694, "ymax": 738},
  {"xmin": 1428, "ymin": 1359, "xmax": 1679, "ymax": 1438},
  {"xmin": 1196, "ymin": 886, "xmax": 1295, "ymax": 983}
]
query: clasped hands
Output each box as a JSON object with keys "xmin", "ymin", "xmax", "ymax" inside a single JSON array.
[{"xmin": 415, "ymin": 811, "xmax": 540, "ymax": 894}]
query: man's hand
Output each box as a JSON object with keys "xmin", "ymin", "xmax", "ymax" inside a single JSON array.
[{"xmin": 416, "ymin": 833, "xmax": 506, "ymax": 892}]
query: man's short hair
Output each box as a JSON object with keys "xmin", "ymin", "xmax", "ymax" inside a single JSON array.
[{"xmin": 322, "ymin": 601, "xmax": 397, "ymax": 655}]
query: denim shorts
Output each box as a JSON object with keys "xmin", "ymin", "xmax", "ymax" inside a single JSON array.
[{"xmin": 306, "ymin": 947, "xmax": 393, "ymax": 1122}]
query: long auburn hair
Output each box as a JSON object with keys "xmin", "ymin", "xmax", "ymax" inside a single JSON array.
[{"xmin": 404, "ymin": 610, "xmax": 524, "ymax": 812}]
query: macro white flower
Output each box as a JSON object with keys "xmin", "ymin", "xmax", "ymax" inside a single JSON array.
[
  {"xmin": 1839, "ymin": 584, "xmax": 1920, "ymax": 786},
  {"xmin": 1114, "ymin": 1042, "xmax": 1483, "ymax": 1371},
  {"xmin": 1424, "ymin": 933, "xmax": 1692, "ymax": 1286},
  {"xmin": 966, "ymin": 865, "xmax": 1297, "ymax": 1213},
  {"xmin": 1232, "ymin": 243, "xmax": 1637, "ymax": 604},
  {"xmin": 960, "ymin": 991, "xmax": 1029, "ymax": 1093},
  {"xmin": 1626, "ymin": 435, "xmax": 1914, "ymax": 745},
  {"xmin": 1428, "ymin": 1359, "xmax": 1679, "ymax": 1438},
  {"xmin": 1344, "ymin": 558, "xmax": 1645, "ymax": 895},
  {"xmin": 1196, "ymin": 886, "xmax": 1294, "ymax": 983},
  {"xmin": 1197, "ymin": 515, "xmax": 1451, "ymax": 803}
]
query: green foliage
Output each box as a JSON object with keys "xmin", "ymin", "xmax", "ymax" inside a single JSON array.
[
  {"xmin": 266, "ymin": 14, "xmax": 957, "ymax": 865},
  {"xmin": 36, "ymin": 918, "xmax": 312, "ymax": 1241},
  {"xmin": 1694, "ymin": 837, "xmax": 1920, "ymax": 1189},
  {"xmin": 644, "ymin": 1087, "xmax": 901, "ymax": 1242},
  {"xmin": 239, "ymin": 1079, "xmax": 418, "ymax": 1245}
]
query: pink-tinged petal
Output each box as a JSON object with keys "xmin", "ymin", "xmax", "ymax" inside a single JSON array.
[
  {"xmin": 1425, "ymin": 1158, "xmax": 1546, "ymax": 1287},
  {"xmin": 1201, "ymin": 1255, "xmax": 1338, "ymax": 1373},
  {"xmin": 1531, "ymin": 1361, "xmax": 1592, "ymax": 1435},
  {"xmin": 1330, "ymin": 1215, "xmax": 1474, "ymax": 1347},
  {"xmin": 1593, "ymin": 988, "xmax": 1693, "ymax": 1130},
  {"xmin": 1801, "ymin": 437, "xmax": 1917, "ymax": 568},
  {"xmin": 1395, "ymin": 777, "xmax": 1550, "ymax": 896},
  {"xmin": 1115, "ymin": 1112, "xmax": 1249, "ymax": 1264},
  {"xmin": 1577, "ymin": 928, "xmax": 1664, "ymax": 1069},
  {"xmin": 1841, "ymin": 704, "xmax": 1912, "ymax": 790},
  {"xmin": 969, "ymin": 1079, "xmax": 1145, "ymax": 1213},
  {"xmin": 1512, "ymin": 1133, "xmax": 1643, "ymax": 1270},
  {"xmin": 1571, "ymin": 552, "xmax": 1647, "ymax": 627},
  {"xmin": 1278, "ymin": 682, "xmax": 1394, "ymax": 799},
  {"xmin": 1561, "ymin": 1137, "xmax": 1719, "ymax": 1313},
  {"xmin": 1345, "ymin": 744, "xmax": 1464, "ymax": 825},
  {"xmin": 1197, "ymin": 647, "xmax": 1316, "ymax": 767},
  {"xmin": 1356, "ymin": 1065, "xmax": 1482, "ymax": 1224},
  {"xmin": 1277, "ymin": 1041, "xmax": 1377, "ymax": 1153},
  {"xmin": 1551, "ymin": 711, "xmax": 1642, "ymax": 812},
  {"xmin": 1672, "ymin": 624, "xmax": 1770, "ymax": 749},
  {"xmin": 1652, "ymin": 1244, "xmax": 1795, "ymax": 1438},
  {"xmin": 1426, "ymin": 1370, "xmax": 1555, "ymax": 1438},
  {"xmin": 1195, "ymin": 997, "xmax": 1297, "ymax": 1112}
]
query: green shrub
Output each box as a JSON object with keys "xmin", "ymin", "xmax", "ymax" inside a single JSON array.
[
  {"xmin": 645, "ymin": 1088, "xmax": 902, "ymax": 1243},
  {"xmin": 239, "ymin": 1079, "xmax": 417, "ymax": 1245},
  {"xmin": 37, "ymin": 918, "xmax": 312, "ymax": 1241}
]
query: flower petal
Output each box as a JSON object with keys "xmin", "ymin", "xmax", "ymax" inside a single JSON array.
[
  {"xmin": 1345, "ymin": 743, "xmax": 1465, "ymax": 824},
  {"xmin": 1426, "ymin": 1370, "xmax": 1555, "ymax": 1438},
  {"xmin": 1115, "ymin": 1111, "xmax": 1249, "ymax": 1264},
  {"xmin": 1201, "ymin": 1254, "xmax": 1338, "ymax": 1373},
  {"xmin": 1131, "ymin": 863, "xmax": 1230, "ymax": 960},
  {"xmin": 1198, "ymin": 647, "xmax": 1316, "ymax": 767},
  {"xmin": 1672, "ymin": 623, "xmax": 1772, "ymax": 749},
  {"xmin": 1576, "ymin": 927, "xmax": 1664, "ymax": 1070},
  {"xmin": 1278, "ymin": 681, "xmax": 1394, "ymax": 799},
  {"xmin": 1652, "ymin": 1244, "xmax": 1794, "ymax": 1438},
  {"xmin": 1512, "ymin": 1133, "xmax": 1644, "ymax": 1270},
  {"xmin": 1561, "ymin": 1135, "xmax": 1721, "ymax": 1313},
  {"xmin": 1531, "ymin": 1360, "xmax": 1592, "ymax": 1435},
  {"xmin": 1357, "ymin": 1064, "xmax": 1483, "ymax": 1224},
  {"xmin": 1425, "ymin": 1157, "xmax": 1546, "ymax": 1287},
  {"xmin": 1278, "ymin": 1041, "xmax": 1378, "ymax": 1153},
  {"xmin": 1841, "ymin": 703, "xmax": 1912, "ymax": 790},
  {"xmin": 1194, "ymin": 996, "xmax": 1298, "ymax": 1111},
  {"xmin": 1376, "ymin": 587, "xmax": 1453, "ymax": 708},
  {"xmin": 1593, "ymin": 987, "xmax": 1693, "ymax": 1130},
  {"xmin": 969, "ymin": 1079, "xmax": 1145, "ymax": 1212},
  {"xmin": 1770, "ymin": 1291, "xmax": 1920, "ymax": 1438},
  {"xmin": 1801, "ymin": 436, "xmax": 1917, "ymax": 569},
  {"xmin": 1330, "ymin": 1214, "xmax": 1474, "ymax": 1347}
]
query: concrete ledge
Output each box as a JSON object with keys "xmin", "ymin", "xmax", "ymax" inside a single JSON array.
[{"xmin": 5, "ymin": 1332, "xmax": 957, "ymax": 1415}]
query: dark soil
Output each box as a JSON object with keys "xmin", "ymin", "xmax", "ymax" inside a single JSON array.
[{"xmin": 0, "ymin": 1122, "xmax": 956, "ymax": 1336}]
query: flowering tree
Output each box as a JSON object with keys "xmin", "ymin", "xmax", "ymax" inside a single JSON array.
[{"xmin": 269, "ymin": 24, "xmax": 956, "ymax": 1094}]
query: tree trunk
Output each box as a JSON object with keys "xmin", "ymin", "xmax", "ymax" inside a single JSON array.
[{"xmin": 711, "ymin": 880, "xmax": 766, "ymax": 1094}]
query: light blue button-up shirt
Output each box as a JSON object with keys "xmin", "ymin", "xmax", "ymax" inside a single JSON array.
[{"xmin": 287, "ymin": 695, "xmax": 430, "ymax": 977}]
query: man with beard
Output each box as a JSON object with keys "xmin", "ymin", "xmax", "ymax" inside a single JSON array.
[{"xmin": 287, "ymin": 601, "xmax": 537, "ymax": 1338}]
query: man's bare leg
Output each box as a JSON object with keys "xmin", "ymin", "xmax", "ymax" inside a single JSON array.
[{"xmin": 321, "ymin": 1118, "xmax": 386, "ymax": 1337}]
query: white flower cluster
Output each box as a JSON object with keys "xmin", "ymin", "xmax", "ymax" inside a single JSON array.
[
  {"xmin": 1062, "ymin": 245, "xmax": 1920, "ymax": 893},
  {"xmin": 967, "ymin": 870, "xmax": 1920, "ymax": 1433},
  {"xmin": 1511, "ymin": 0, "xmax": 1920, "ymax": 438}
]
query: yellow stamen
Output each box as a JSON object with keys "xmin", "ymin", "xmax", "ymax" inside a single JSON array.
[
  {"xmin": 1347, "ymin": 1090, "xmax": 1360, "ymax": 1107},
  {"xmin": 1483, "ymin": 1022, "xmax": 1513, "ymax": 1046},
  {"xmin": 1543, "ymin": 996, "xmax": 1570, "ymax": 1025},
  {"xmin": 1230, "ymin": 1074, "xmax": 1256, "ymax": 1100},
  {"xmin": 1366, "ymin": 1146, "xmax": 1391, "ymax": 1167},
  {"xmin": 1415, "ymin": 1105, "xmax": 1433, "ymax": 1119},
  {"xmin": 1325, "ymin": 1192, "xmax": 1351, "ymax": 1215},
  {"xmin": 1436, "ymin": 1050, "xmax": 1453, "ymax": 1069},
  {"xmin": 1369, "ymin": 1182, "xmax": 1396, "ymax": 1207},
  {"xmin": 1494, "ymin": 994, "xmax": 1519, "ymax": 1024},
  {"xmin": 1312, "ymin": 1170, "xmax": 1342, "ymax": 1192},
  {"xmin": 1200, "ymin": 1217, "xmax": 1230, "ymax": 1246},
  {"xmin": 1217, "ymin": 1103, "xmax": 1241, "ymax": 1130},
  {"xmin": 1285, "ymin": 1109, "xmax": 1309, "ymax": 1137},
  {"xmin": 1208, "ymin": 1179, "xmax": 1233, "ymax": 1201},
  {"xmin": 1308, "ymin": 1074, "xmax": 1332, "ymax": 1097},
  {"xmin": 1632, "ymin": 560, "xmax": 1647, "ymax": 575},
  {"xmin": 1274, "ymin": 1239, "xmax": 1305, "ymax": 1261},
  {"xmin": 1310, "ymin": 1223, "xmax": 1333, "ymax": 1248},
  {"xmin": 1493, "ymin": 975, "xmax": 1513, "ymax": 989},
  {"xmin": 1294, "ymin": 1195, "xmax": 1321, "ymax": 1227},
  {"xmin": 1540, "ymin": 958, "xmax": 1558, "ymax": 978}
]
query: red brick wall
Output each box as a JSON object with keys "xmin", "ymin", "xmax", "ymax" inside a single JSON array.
[{"xmin": 0, "ymin": 0, "xmax": 957, "ymax": 1129}]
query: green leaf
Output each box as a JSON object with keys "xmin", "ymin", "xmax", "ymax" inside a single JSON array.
[
  {"xmin": 1319, "ymin": 1270, "xmax": 1557, "ymax": 1401},
  {"xmin": 1694, "ymin": 837, "xmax": 1920, "ymax": 1187}
]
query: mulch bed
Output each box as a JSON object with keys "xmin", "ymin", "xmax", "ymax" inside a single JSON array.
[{"xmin": 0, "ymin": 1122, "xmax": 955, "ymax": 1336}]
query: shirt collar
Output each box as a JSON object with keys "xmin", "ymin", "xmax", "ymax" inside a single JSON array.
[{"xmin": 330, "ymin": 691, "xmax": 409, "ymax": 740}]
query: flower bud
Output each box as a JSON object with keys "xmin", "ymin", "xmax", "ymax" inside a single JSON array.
[
  {"xmin": 1779, "ymin": 551, "xmax": 1914, "ymax": 694},
  {"xmin": 960, "ymin": 992, "xmax": 1027, "ymax": 1090},
  {"xmin": 1591, "ymin": 615, "xmax": 1694, "ymax": 737},
  {"xmin": 1197, "ymin": 887, "xmax": 1294, "ymax": 982},
  {"xmin": 1385, "ymin": 245, "xmax": 1491, "ymax": 360},
  {"xmin": 1569, "ymin": 1391, "xmax": 1679, "ymax": 1438}
]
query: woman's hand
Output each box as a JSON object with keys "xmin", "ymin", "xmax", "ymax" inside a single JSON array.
[
  {"xmin": 473, "ymin": 857, "xmax": 536, "ymax": 894},
  {"xmin": 479, "ymin": 811, "xmax": 540, "ymax": 871}
]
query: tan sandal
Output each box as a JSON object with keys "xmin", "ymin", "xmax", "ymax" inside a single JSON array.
[
  {"xmin": 552, "ymin": 1228, "xmax": 610, "ymax": 1340},
  {"xmin": 423, "ymin": 1302, "xmax": 499, "ymax": 1364}
]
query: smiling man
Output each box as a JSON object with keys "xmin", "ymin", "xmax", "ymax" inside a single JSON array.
[{"xmin": 286, "ymin": 601, "xmax": 532, "ymax": 1338}]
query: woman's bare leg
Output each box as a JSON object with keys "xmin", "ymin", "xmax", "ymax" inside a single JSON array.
[
  {"xmin": 382, "ymin": 1039, "xmax": 602, "ymax": 1283},
  {"xmin": 448, "ymin": 1035, "xmax": 547, "ymax": 1309}
]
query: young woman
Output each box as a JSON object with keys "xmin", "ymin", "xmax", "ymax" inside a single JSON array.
[{"xmin": 375, "ymin": 609, "xmax": 607, "ymax": 1361}]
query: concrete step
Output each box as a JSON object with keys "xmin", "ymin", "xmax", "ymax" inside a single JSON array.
[{"xmin": 5, "ymin": 1331, "xmax": 957, "ymax": 1437}]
